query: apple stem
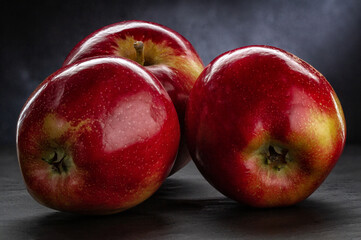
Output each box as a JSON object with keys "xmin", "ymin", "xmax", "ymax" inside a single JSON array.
[{"xmin": 134, "ymin": 41, "xmax": 145, "ymax": 66}]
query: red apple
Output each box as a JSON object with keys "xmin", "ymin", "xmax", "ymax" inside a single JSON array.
[
  {"xmin": 186, "ymin": 46, "xmax": 346, "ymax": 207},
  {"xmin": 16, "ymin": 56, "xmax": 180, "ymax": 214},
  {"xmin": 63, "ymin": 20, "xmax": 204, "ymax": 175}
]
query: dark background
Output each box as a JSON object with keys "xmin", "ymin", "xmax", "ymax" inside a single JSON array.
[{"xmin": 1, "ymin": 0, "xmax": 361, "ymax": 147}]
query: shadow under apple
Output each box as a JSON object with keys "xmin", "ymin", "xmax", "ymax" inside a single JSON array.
[
  {"xmin": 3, "ymin": 178, "xmax": 349, "ymax": 239},
  {"xmin": 207, "ymin": 199, "xmax": 350, "ymax": 238}
]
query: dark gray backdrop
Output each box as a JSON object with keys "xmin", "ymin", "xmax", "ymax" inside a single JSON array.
[{"xmin": 1, "ymin": 0, "xmax": 360, "ymax": 146}]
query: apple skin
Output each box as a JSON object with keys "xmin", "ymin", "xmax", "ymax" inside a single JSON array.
[
  {"xmin": 186, "ymin": 45, "xmax": 346, "ymax": 207},
  {"xmin": 63, "ymin": 20, "xmax": 204, "ymax": 175},
  {"xmin": 16, "ymin": 56, "xmax": 180, "ymax": 214}
]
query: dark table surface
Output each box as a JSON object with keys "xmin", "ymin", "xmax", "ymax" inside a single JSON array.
[{"xmin": 1, "ymin": 145, "xmax": 360, "ymax": 239}]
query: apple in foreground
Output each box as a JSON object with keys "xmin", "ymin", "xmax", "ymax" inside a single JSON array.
[
  {"xmin": 186, "ymin": 46, "xmax": 346, "ymax": 207},
  {"xmin": 63, "ymin": 20, "xmax": 204, "ymax": 175},
  {"xmin": 16, "ymin": 57, "xmax": 180, "ymax": 214}
]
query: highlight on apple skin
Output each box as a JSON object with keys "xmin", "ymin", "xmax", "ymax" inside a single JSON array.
[
  {"xmin": 16, "ymin": 56, "xmax": 180, "ymax": 214},
  {"xmin": 63, "ymin": 20, "xmax": 205, "ymax": 175},
  {"xmin": 185, "ymin": 45, "xmax": 346, "ymax": 207}
]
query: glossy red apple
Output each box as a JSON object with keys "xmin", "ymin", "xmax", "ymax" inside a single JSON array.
[
  {"xmin": 63, "ymin": 20, "xmax": 204, "ymax": 174},
  {"xmin": 186, "ymin": 45, "xmax": 346, "ymax": 207},
  {"xmin": 16, "ymin": 57, "xmax": 180, "ymax": 214}
]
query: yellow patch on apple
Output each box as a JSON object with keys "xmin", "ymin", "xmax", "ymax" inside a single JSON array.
[
  {"xmin": 113, "ymin": 36, "xmax": 203, "ymax": 83},
  {"xmin": 288, "ymin": 108, "xmax": 342, "ymax": 171},
  {"xmin": 42, "ymin": 113, "xmax": 92, "ymax": 140}
]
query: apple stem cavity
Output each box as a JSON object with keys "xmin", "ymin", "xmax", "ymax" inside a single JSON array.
[
  {"xmin": 265, "ymin": 145, "xmax": 289, "ymax": 171},
  {"xmin": 134, "ymin": 41, "xmax": 145, "ymax": 66},
  {"xmin": 42, "ymin": 148, "xmax": 72, "ymax": 174}
]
